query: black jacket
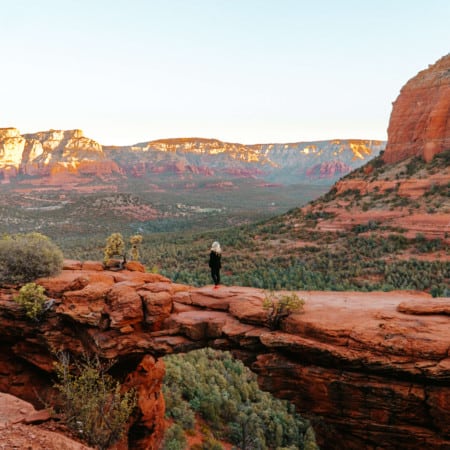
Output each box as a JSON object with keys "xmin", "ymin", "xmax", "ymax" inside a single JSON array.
[{"xmin": 209, "ymin": 251, "xmax": 221, "ymax": 269}]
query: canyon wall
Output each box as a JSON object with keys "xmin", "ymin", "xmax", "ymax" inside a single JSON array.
[
  {"xmin": 0, "ymin": 128, "xmax": 123, "ymax": 181},
  {"xmin": 0, "ymin": 128, "xmax": 384, "ymax": 184},
  {"xmin": 317, "ymin": 54, "xmax": 450, "ymax": 242},
  {"xmin": 1, "ymin": 263, "xmax": 449, "ymax": 449},
  {"xmin": 383, "ymin": 54, "xmax": 450, "ymax": 164}
]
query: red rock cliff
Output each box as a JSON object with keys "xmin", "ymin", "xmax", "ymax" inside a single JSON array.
[
  {"xmin": 383, "ymin": 54, "xmax": 450, "ymax": 164},
  {"xmin": 1, "ymin": 262, "xmax": 450, "ymax": 449}
]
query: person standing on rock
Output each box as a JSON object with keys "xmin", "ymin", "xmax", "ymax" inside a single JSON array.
[{"xmin": 209, "ymin": 241, "xmax": 222, "ymax": 289}]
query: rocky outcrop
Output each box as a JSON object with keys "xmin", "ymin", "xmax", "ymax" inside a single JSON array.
[
  {"xmin": 306, "ymin": 160, "xmax": 353, "ymax": 179},
  {"xmin": 105, "ymin": 138, "xmax": 385, "ymax": 183},
  {"xmin": 334, "ymin": 167, "xmax": 450, "ymax": 199},
  {"xmin": 302, "ymin": 158, "xmax": 450, "ymax": 240},
  {"xmin": 311, "ymin": 55, "xmax": 450, "ymax": 240},
  {"xmin": 0, "ymin": 128, "xmax": 31, "ymax": 166},
  {"xmin": 0, "ymin": 393, "xmax": 92, "ymax": 450},
  {"xmin": 23, "ymin": 129, "xmax": 103, "ymax": 162},
  {"xmin": 0, "ymin": 128, "xmax": 104, "ymax": 167},
  {"xmin": 0, "ymin": 128, "xmax": 124, "ymax": 183},
  {"xmin": 383, "ymin": 54, "xmax": 450, "ymax": 164},
  {"xmin": 1, "ymin": 263, "xmax": 449, "ymax": 449}
]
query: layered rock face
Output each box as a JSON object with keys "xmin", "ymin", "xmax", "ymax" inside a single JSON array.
[
  {"xmin": 0, "ymin": 128, "xmax": 29, "ymax": 166},
  {"xmin": 1, "ymin": 263, "xmax": 449, "ymax": 449},
  {"xmin": 384, "ymin": 54, "xmax": 450, "ymax": 164},
  {"xmin": 0, "ymin": 128, "xmax": 385, "ymax": 184},
  {"xmin": 305, "ymin": 160, "xmax": 353, "ymax": 179},
  {"xmin": 312, "ymin": 55, "xmax": 450, "ymax": 241},
  {"xmin": 23, "ymin": 129, "xmax": 104, "ymax": 163},
  {"xmin": 0, "ymin": 128, "xmax": 122, "ymax": 181},
  {"xmin": 0, "ymin": 128, "xmax": 104, "ymax": 166}
]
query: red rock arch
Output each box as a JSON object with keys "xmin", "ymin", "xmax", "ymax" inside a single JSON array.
[{"xmin": 1, "ymin": 263, "xmax": 450, "ymax": 449}]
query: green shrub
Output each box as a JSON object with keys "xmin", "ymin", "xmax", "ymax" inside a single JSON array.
[
  {"xmin": 415, "ymin": 235, "xmax": 443, "ymax": 253},
  {"xmin": 263, "ymin": 291, "xmax": 305, "ymax": 330},
  {"xmin": 405, "ymin": 156, "xmax": 425, "ymax": 175},
  {"xmin": 197, "ymin": 436, "xmax": 224, "ymax": 450},
  {"xmin": 54, "ymin": 353, "xmax": 136, "ymax": 450},
  {"xmin": 162, "ymin": 424, "xmax": 186, "ymax": 450},
  {"xmin": 104, "ymin": 232, "xmax": 126, "ymax": 265},
  {"xmin": 0, "ymin": 232, "xmax": 63, "ymax": 285},
  {"xmin": 164, "ymin": 390, "xmax": 195, "ymax": 430},
  {"xmin": 104, "ymin": 233, "xmax": 144, "ymax": 265},
  {"xmin": 163, "ymin": 349, "xmax": 316, "ymax": 449},
  {"xmin": 430, "ymin": 285, "xmax": 449, "ymax": 298},
  {"xmin": 352, "ymin": 220, "xmax": 380, "ymax": 233},
  {"xmin": 129, "ymin": 234, "xmax": 143, "ymax": 261},
  {"xmin": 14, "ymin": 282, "xmax": 48, "ymax": 320},
  {"xmin": 430, "ymin": 148, "xmax": 450, "ymax": 167}
]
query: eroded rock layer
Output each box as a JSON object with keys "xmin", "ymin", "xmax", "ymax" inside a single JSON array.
[
  {"xmin": 1, "ymin": 262, "xmax": 449, "ymax": 449},
  {"xmin": 0, "ymin": 127, "xmax": 384, "ymax": 184},
  {"xmin": 383, "ymin": 54, "xmax": 450, "ymax": 164}
]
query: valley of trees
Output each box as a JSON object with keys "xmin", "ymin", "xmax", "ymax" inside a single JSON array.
[
  {"xmin": 162, "ymin": 348, "xmax": 318, "ymax": 450},
  {"xmin": 57, "ymin": 221, "xmax": 449, "ymax": 297},
  {"xmin": 5, "ymin": 152, "xmax": 448, "ymax": 297},
  {"xmin": 54, "ymin": 151, "xmax": 449, "ymax": 297}
]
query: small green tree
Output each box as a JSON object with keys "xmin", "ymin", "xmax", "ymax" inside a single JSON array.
[
  {"xmin": 14, "ymin": 282, "xmax": 48, "ymax": 320},
  {"xmin": 0, "ymin": 232, "xmax": 63, "ymax": 285},
  {"xmin": 162, "ymin": 423, "xmax": 187, "ymax": 450},
  {"xmin": 129, "ymin": 234, "xmax": 143, "ymax": 261},
  {"xmin": 263, "ymin": 291, "xmax": 305, "ymax": 330},
  {"xmin": 54, "ymin": 353, "xmax": 136, "ymax": 450},
  {"xmin": 104, "ymin": 233, "xmax": 126, "ymax": 265},
  {"xmin": 104, "ymin": 233, "xmax": 144, "ymax": 266}
]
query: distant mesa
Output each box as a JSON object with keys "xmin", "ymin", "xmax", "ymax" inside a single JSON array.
[
  {"xmin": 0, "ymin": 127, "xmax": 385, "ymax": 186},
  {"xmin": 2, "ymin": 54, "xmax": 449, "ymax": 187}
]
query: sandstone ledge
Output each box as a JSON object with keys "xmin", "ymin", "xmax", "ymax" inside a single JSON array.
[{"xmin": 0, "ymin": 263, "xmax": 449, "ymax": 449}]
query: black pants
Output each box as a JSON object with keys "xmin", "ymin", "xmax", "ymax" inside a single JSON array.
[{"xmin": 211, "ymin": 268, "xmax": 220, "ymax": 285}]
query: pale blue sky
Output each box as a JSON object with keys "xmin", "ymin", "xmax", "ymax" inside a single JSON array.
[{"xmin": 2, "ymin": 0, "xmax": 449, "ymax": 145}]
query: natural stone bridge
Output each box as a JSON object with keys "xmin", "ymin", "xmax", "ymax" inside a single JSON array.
[{"xmin": 1, "ymin": 261, "xmax": 449, "ymax": 450}]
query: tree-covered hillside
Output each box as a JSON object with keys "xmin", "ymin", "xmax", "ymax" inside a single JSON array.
[
  {"xmin": 57, "ymin": 150, "xmax": 449, "ymax": 296},
  {"xmin": 135, "ymin": 151, "xmax": 449, "ymax": 296},
  {"xmin": 162, "ymin": 348, "xmax": 318, "ymax": 450}
]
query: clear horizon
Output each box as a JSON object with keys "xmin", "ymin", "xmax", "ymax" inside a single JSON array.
[{"xmin": 2, "ymin": 0, "xmax": 449, "ymax": 146}]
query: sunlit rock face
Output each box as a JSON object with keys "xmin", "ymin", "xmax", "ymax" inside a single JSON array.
[
  {"xmin": 0, "ymin": 127, "xmax": 385, "ymax": 185},
  {"xmin": 0, "ymin": 128, "xmax": 28, "ymax": 166},
  {"xmin": 383, "ymin": 54, "xmax": 450, "ymax": 164},
  {"xmin": 0, "ymin": 128, "xmax": 124, "ymax": 181},
  {"xmin": 0, "ymin": 128, "xmax": 104, "ymax": 168},
  {"xmin": 104, "ymin": 138, "xmax": 385, "ymax": 183},
  {"xmin": 23, "ymin": 129, "xmax": 104, "ymax": 163},
  {"xmin": 312, "ymin": 55, "xmax": 450, "ymax": 243}
]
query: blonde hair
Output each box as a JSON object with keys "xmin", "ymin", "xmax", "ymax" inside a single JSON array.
[{"xmin": 211, "ymin": 241, "xmax": 221, "ymax": 253}]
